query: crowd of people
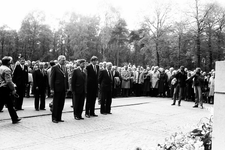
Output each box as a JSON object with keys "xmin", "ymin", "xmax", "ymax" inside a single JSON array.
[{"xmin": 0, "ymin": 54, "xmax": 215, "ymax": 124}]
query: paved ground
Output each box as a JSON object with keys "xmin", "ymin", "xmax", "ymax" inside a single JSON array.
[{"xmin": 0, "ymin": 97, "xmax": 212, "ymax": 150}]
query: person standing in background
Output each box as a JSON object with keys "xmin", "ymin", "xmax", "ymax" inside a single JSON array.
[
  {"xmin": 171, "ymin": 66, "xmax": 187, "ymax": 106},
  {"xmin": 47, "ymin": 61, "xmax": 55, "ymax": 98},
  {"xmin": 50, "ymin": 55, "xmax": 68, "ymax": 123},
  {"xmin": 188, "ymin": 68, "xmax": 204, "ymax": 109},
  {"xmin": 13, "ymin": 56, "xmax": 28, "ymax": 111},
  {"xmin": 121, "ymin": 65, "xmax": 131, "ymax": 97},
  {"xmin": 151, "ymin": 66, "xmax": 160, "ymax": 97},
  {"xmin": 32, "ymin": 62, "xmax": 48, "ymax": 111}
]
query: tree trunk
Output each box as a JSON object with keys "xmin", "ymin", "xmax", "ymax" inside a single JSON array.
[
  {"xmin": 178, "ymin": 34, "xmax": 181, "ymax": 67},
  {"xmin": 196, "ymin": 30, "xmax": 201, "ymax": 67},
  {"xmin": 208, "ymin": 31, "xmax": 212, "ymax": 70},
  {"xmin": 116, "ymin": 40, "xmax": 119, "ymax": 66},
  {"xmin": 1, "ymin": 40, "xmax": 4, "ymax": 57},
  {"xmin": 217, "ymin": 31, "xmax": 222, "ymax": 61},
  {"xmin": 156, "ymin": 42, "xmax": 160, "ymax": 66}
]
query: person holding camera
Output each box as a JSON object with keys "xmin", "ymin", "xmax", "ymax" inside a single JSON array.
[
  {"xmin": 0, "ymin": 56, "xmax": 21, "ymax": 124},
  {"xmin": 171, "ymin": 66, "xmax": 187, "ymax": 106},
  {"xmin": 186, "ymin": 67, "xmax": 204, "ymax": 108}
]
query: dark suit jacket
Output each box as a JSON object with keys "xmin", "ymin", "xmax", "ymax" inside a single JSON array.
[
  {"xmin": 112, "ymin": 70, "xmax": 121, "ymax": 88},
  {"xmin": 32, "ymin": 69, "xmax": 48, "ymax": 91},
  {"xmin": 13, "ymin": 64, "xmax": 28, "ymax": 87},
  {"xmin": 98, "ymin": 70, "xmax": 112, "ymax": 92},
  {"xmin": 71, "ymin": 68, "xmax": 86, "ymax": 94},
  {"xmin": 86, "ymin": 64, "xmax": 99, "ymax": 89},
  {"xmin": 50, "ymin": 64, "xmax": 68, "ymax": 92}
]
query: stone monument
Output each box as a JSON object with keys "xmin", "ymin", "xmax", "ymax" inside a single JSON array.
[{"xmin": 212, "ymin": 61, "xmax": 225, "ymax": 150}]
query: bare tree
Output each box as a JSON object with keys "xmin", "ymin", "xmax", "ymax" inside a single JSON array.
[
  {"xmin": 191, "ymin": 0, "xmax": 214, "ymax": 67},
  {"xmin": 142, "ymin": 1, "xmax": 171, "ymax": 66}
]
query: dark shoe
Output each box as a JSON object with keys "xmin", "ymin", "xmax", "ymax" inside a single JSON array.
[
  {"xmin": 101, "ymin": 113, "xmax": 107, "ymax": 115},
  {"xmin": 91, "ymin": 114, "xmax": 98, "ymax": 117},
  {"xmin": 75, "ymin": 116, "xmax": 80, "ymax": 120},
  {"xmin": 178, "ymin": 104, "xmax": 181, "ymax": 106},
  {"xmin": 52, "ymin": 120, "xmax": 58, "ymax": 123},
  {"xmin": 201, "ymin": 105, "xmax": 204, "ymax": 109},
  {"xmin": 193, "ymin": 105, "xmax": 198, "ymax": 108},
  {"xmin": 79, "ymin": 117, "xmax": 84, "ymax": 120},
  {"xmin": 171, "ymin": 103, "xmax": 175, "ymax": 106},
  {"xmin": 35, "ymin": 108, "xmax": 39, "ymax": 111},
  {"xmin": 58, "ymin": 120, "xmax": 64, "ymax": 122},
  {"xmin": 12, "ymin": 118, "xmax": 21, "ymax": 124},
  {"xmin": 107, "ymin": 112, "xmax": 112, "ymax": 114},
  {"xmin": 85, "ymin": 114, "xmax": 90, "ymax": 118},
  {"xmin": 40, "ymin": 108, "xmax": 46, "ymax": 110}
]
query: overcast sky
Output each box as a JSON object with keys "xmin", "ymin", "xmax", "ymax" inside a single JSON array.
[{"xmin": 0, "ymin": 0, "xmax": 225, "ymax": 30}]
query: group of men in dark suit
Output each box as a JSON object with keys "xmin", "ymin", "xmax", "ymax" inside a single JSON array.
[{"xmin": 50, "ymin": 55, "xmax": 113, "ymax": 123}]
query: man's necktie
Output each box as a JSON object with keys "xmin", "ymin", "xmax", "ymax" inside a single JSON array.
[
  {"xmin": 108, "ymin": 71, "xmax": 112, "ymax": 80},
  {"xmin": 94, "ymin": 65, "xmax": 97, "ymax": 73}
]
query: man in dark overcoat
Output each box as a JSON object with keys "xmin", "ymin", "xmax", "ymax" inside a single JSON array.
[
  {"xmin": 32, "ymin": 62, "xmax": 48, "ymax": 111},
  {"xmin": 71, "ymin": 59, "xmax": 86, "ymax": 120},
  {"xmin": 13, "ymin": 56, "xmax": 28, "ymax": 110},
  {"xmin": 98, "ymin": 62, "xmax": 113, "ymax": 114},
  {"xmin": 85, "ymin": 56, "xmax": 99, "ymax": 118},
  {"xmin": 50, "ymin": 55, "xmax": 68, "ymax": 123}
]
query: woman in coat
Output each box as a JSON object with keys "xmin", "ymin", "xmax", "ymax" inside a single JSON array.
[{"xmin": 121, "ymin": 66, "xmax": 131, "ymax": 97}]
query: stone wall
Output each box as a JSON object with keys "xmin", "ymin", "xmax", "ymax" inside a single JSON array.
[{"xmin": 212, "ymin": 61, "xmax": 225, "ymax": 150}]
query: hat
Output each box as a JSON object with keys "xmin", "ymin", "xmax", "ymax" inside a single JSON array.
[
  {"xmin": 78, "ymin": 59, "xmax": 86, "ymax": 64},
  {"xmin": 90, "ymin": 56, "xmax": 98, "ymax": 61}
]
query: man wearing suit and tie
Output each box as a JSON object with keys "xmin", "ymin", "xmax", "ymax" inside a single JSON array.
[
  {"xmin": 98, "ymin": 62, "xmax": 113, "ymax": 115},
  {"xmin": 112, "ymin": 66, "xmax": 121, "ymax": 98},
  {"xmin": 71, "ymin": 59, "xmax": 86, "ymax": 120},
  {"xmin": 85, "ymin": 56, "xmax": 99, "ymax": 118},
  {"xmin": 50, "ymin": 55, "xmax": 68, "ymax": 123},
  {"xmin": 13, "ymin": 56, "xmax": 28, "ymax": 111},
  {"xmin": 32, "ymin": 62, "xmax": 48, "ymax": 111}
]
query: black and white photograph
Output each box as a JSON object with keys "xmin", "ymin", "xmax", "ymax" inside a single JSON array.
[{"xmin": 0, "ymin": 0, "xmax": 225, "ymax": 149}]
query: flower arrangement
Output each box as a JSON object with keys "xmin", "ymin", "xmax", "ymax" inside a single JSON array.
[{"xmin": 156, "ymin": 116, "xmax": 213, "ymax": 150}]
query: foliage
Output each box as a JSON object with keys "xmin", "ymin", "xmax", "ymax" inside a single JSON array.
[{"xmin": 1, "ymin": 1, "xmax": 225, "ymax": 70}]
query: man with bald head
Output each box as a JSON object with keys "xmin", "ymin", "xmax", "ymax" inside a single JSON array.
[
  {"xmin": 99, "ymin": 62, "xmax": 113, "ymax": 114},
  {"xmin": 50, "ymin": 55, "xmax": 68, "ymax": 123}
]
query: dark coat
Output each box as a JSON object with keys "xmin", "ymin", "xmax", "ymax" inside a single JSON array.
[
  {"xmin": 71, "ymin": 68, "xmax": 86, "ymax": 94},
  {"xmin": 50, "ymin": 64, "xmax": 68, "ymax": 92},
  {"xmin": 86, "ymin": 64, "xmax": 99, "ymax": 90},
  {"xmin": 175, "ymin": 71, "xmax": 187, "ymax": 87},
  {"xmin": 32, "ymin": 69, "xmax": 48, "ymax": 91},
  {"xmin": 12, "ymin": 64, "xmax": 28, "ymax": 87},
  {"xmin": 98, "ymin": 70, "xmax": 113, "ymax": 92}
]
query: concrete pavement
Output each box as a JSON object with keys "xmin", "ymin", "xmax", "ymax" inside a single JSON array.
[{"xmin": 0, "ymin": 97, "xmax": 212, "ymax": 150}]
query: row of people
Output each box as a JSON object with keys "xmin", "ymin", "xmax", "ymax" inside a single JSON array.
[{"xmin": 0, "ymin": 54, "xmax": 215, "ymax": 123}]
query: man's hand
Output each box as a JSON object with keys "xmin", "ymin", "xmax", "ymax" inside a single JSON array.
[
  {"xmin": 51, "ymin": 90, "xmax": 54, "ymax": 95},
  {"xmin": 12, "ymin": 90, "xmax": 16, "ymax": 95}
]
